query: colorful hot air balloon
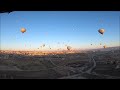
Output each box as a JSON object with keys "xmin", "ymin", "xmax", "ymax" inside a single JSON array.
[
  {"xmin": 98, "ymin": 28, "xmax": 105, "ymax": 35},
  {"xmin": 21, "ymin": 28, "xmax": 26, "ymax": 33}
]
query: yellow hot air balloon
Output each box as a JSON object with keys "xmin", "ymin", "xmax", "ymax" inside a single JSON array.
[
  {"xmin": 21, "ymin": 28, "xmax": 26, "ymax": 33},
  {"xmin": 98, "ymin": 28, "xmax": 105, "ymax": 35}
]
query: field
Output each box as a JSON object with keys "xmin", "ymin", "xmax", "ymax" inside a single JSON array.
[{"xmin": 0, "ymin": 47, "xmax": 120, "ymax": 79}]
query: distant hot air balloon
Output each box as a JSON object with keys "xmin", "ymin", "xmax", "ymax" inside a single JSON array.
[
  {"xmin": 49, "ymin": 46, "xmax": 51, "ymax": 49},
  {"xmin": 43, "ymin": 44, "xmax": 45, "ymax": 47},
  {"xmin": 103, "ymin": 45, "xmax": 107, "ymax": 48},
  {"xmin": 21, "ymin": 28, "xmax": 26, "ymax": 33},
  {"xmin": 98, "ymin": 28, "xmax": 105, "ymax": 35},
  {"xmin": 67, "ymin": 46, "xmax": 72, "ymax": 51}
]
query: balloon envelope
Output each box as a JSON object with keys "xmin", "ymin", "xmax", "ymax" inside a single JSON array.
[
  {"xmin": 103, "ymin": 45, "xmax": 107, "ymax": 48},
  {"xmin": 67, "ymin": 46, "xmax": 72, "ymax": 50},
  {"xmin": 21, "ymin": 28, "xmax": 26, "ymax": 33},
  {"xmin": 98, "ymin": 29, "xmax": 105, "ymax": 35},
  {"xmin": 43, "ymin": 44, "xmax": 45, "ymax": 47}
]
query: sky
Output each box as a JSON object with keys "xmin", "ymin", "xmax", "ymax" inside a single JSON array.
[{"xmin": 0, "ymin": 11, "xmax": 120, "ymax": 51}]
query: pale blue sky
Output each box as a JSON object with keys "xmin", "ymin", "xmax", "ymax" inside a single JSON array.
[{"xmin": 0, "ymin": 11, "xmax": 120, "ymax": 51}]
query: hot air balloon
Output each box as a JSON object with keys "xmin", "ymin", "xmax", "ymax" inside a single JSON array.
[
  {"xmin": 103, "ymin": 45, "xmax": 107, "ymax": 48},
  {"xmin": 43, "ymin": 44, "xmax": 45, "ymax": 47},
  {"xmin": 67, "ymin": 46, "xmax": 72, "ymax": 51},
  {"xmin": 98, "ymin": 28, "xmax": 105, "ymax": 35},
  {"xmin": 21, "ymin": 28, "xmax": 26, "ymax": 33},
  {"xmin": 49, "ymin": 46, "xmax": 51, "ymax": 49}
]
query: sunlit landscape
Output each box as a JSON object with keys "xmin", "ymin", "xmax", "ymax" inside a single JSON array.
[{"xmin": 0, "ymin": 11, "xmax": 120, "ymax": 79}]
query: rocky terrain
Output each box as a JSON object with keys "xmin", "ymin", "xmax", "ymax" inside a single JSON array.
[{"xmin": 0, "ymin": 47, "xmax": 120, "ymax": 79}]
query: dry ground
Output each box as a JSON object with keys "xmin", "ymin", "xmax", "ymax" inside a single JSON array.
[{"xmin": 0, "ymin": 49, "xmax": 120, "ymax": 79}]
